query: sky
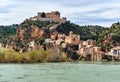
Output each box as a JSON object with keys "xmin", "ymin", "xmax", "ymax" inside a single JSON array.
[{"xmin": 0, "ymin": 0, "xmax": 120, "ymax": 27}]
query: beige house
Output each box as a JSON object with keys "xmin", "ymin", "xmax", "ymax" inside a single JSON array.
[
  {"xmin": 65, "ymin": 36, "xmax": 73, "ymax": 44},
  {"xmin": 93, "ymin": 47, "xmax": 101, "ymax": 52},
  {"xmin": 65, "ymin": 31, "xmax": 80, "ymax": 44}
]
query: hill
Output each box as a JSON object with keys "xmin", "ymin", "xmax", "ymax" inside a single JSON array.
[
  {"xmin": 96, "ymin": 22, "xmax": 120, "ymax": 52},
  {"xmin": 17, "ymin": 19, "xmax": 105, "ymax": 40},
  {"xmin": 56, "ymin": 22, "xmax": 105, "ymax": 40},
  {"xmin": 0, "ymin": 24, "xmax": 18, "ymax": 47},
  {"xmin": 0, "ymin": 11, "xmax": 105, "ymax": 50}
]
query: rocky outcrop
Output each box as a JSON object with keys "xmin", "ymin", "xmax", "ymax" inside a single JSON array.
[
  {"xmin": 31, "ymin": 26, "xmax": 45, "ymax": 38},
  {"xmin": 49, "ymin": 24, "xmax": 59, "ymax": 30},
  {"xmin": 17, "ymin": 28, "xmax": 25, "ymax": 40},
  {"xmin": 17, "ymin": 25, "xmax": 45, "ymax": 41}
]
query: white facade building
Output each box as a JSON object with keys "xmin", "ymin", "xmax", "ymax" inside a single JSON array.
[{"xmin": 110, "ymin": 46, "xmax": 120, "ymax": 56}]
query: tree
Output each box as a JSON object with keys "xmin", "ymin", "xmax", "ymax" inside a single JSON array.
[{"xmin": 41, "ymin": 12, "xmax": 46, "ymax": 18}]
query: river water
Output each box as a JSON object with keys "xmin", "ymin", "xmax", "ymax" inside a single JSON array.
[{"xmin": 0, "ymin": 62, "xmax": 120, "ymax": 82}]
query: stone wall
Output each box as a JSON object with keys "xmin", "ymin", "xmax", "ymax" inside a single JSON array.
[{"xmin": 30, "ymin": 11, "xmax": 66, "ymax": 23}]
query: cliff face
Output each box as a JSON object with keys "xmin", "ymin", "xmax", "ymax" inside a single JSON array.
[
  {"xmin": 16, "ymin": 18, "xmax": 62, "ymax": 43},
  {"xmin": 17, "ymin": 28, "xmax": 24, "ymax": 40},
  {"xmin": 17, "ymin": 25, "xmax": 45, "ymax": 41},
  {"xmin": 31, "ymin": 26, "xmax": 45, "ymax": 38}
]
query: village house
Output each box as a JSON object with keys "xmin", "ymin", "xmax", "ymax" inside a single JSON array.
[
  {"xmin": 77, "ymin": 39, "xmax": 102, "ymax": 61},
  {"xmin": 109, "ymin": 46, "xmax": 120, "ymax": 56},
  {"xmin": 65, "ymin": 31, "xmax": 80, "ymax": 44},
  {"xmin": 29, "ymin": 40, "xmax": 35, "ymax": 50},
  {"xmin": 93, "ymin": 47, "xmax": 101, "ymax": 53},
  {"xmin": 78, "ymin": 39, "xmax": 95, "ymax": 53}
]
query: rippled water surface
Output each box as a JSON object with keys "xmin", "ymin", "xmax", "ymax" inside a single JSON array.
[{"xmin": 0, "ymin": 62, "xmax": 120, "ymax": 82}]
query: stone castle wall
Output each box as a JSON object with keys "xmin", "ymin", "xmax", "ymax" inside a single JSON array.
[{"xmin": 30, "ymin": 11, "xmax": 66, "ymax": 23}]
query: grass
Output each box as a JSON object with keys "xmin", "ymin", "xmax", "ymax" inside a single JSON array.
[
  {"xmin": 46, "ymin": 47, "xmax": 67, "ymax": 62},
  {"xmin": 0, "ymin": 48, "xmax": 68, "ymax": 63}
]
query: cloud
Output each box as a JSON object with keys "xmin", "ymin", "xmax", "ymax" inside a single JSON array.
[{"xmin": 0, "ymin": 0, "xmax": 120, "ymax": 27}]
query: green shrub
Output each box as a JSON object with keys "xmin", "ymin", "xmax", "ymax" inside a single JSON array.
[{"xmin": 0, "ymin": 48, "xmax": 68, "ymax": 63}]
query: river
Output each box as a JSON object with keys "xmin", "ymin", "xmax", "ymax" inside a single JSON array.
[{"xmin": 0, "ymin": 62, "xmax": 120, "ymax": 82}]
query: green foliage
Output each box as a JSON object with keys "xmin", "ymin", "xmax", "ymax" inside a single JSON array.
[
  {"xmin": 46, "ymin": 47, "xmax": 67, "ymax": 62},
  {"xmin": 19, "ymin": 19, "xmax": 57, "ymax": 29},
  {"xmin": 0, "ymin": 49, "xmax": 49, "ymax": 63},
  {"xmin": 111, "ymin": 33, "xmax": 120, "ymax": 42},
  {"xmin": 95, "ymin": 22, "xmax": 120, "ymax": 52},
  {"xmin": 96, "ymin": 22, "xmax": 120, "ymax": 47},
  {"xmin": 57, "ymin": 21, "xmax": 104, "ymax": 40},
  {"xmin": 18, "ymin": 19, "xmax": 105, "ymax": 42},
  {"xmin": 0, "ymin": 48, "xmax": 68, "ymax": 63},
  {"xmin": 41, "ymin": 12, "xmax": 46, "ymax": 18},
  {"xmin": 0, "ymin": 24, "xmax": 17, "ymax": 43}
]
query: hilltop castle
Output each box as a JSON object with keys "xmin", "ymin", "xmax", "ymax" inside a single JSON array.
[{"xmin": 30, "ymin": 11, "xmax": 66, "ymax": 23}]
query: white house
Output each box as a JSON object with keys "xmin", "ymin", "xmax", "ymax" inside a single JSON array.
[
  {"xmin": 110, "ymin": 46, "xmax": 120, "ymax": 56},
  {"xmin": 29, "ymin": 41, "xmax": 35, "ymax": 47},
  {"xmin": 45, "ymin": 39, "xmax": 51, "ymax": 44}
]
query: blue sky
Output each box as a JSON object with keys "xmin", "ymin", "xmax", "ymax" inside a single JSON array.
[{"xmin": 0, "ymin": 0, "xmax": 120, "ymax": 27}]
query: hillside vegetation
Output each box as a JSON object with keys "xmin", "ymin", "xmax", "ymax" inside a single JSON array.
[
  {"xmin": 1, "ymin": 19, "xmax": 120, "ymax": 52},
  {"xmin": 0, "ymin": 24, "xmax": 18, "ymax": 46},
  {"xmin": 96, "ymin": 22, "xmax": 120, "ymax": 51},
  {"xmin": 56, "ymin": 21, "xmax": 105, "ymax": 40},
  {"xmin": 18, "ymin": 19, "xmax": 105, "ymax": 41}
]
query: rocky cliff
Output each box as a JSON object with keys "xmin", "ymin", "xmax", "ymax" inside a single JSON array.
[{"xmin": 17, "ymin": 25, "xmax": 45, "ymax": 41}]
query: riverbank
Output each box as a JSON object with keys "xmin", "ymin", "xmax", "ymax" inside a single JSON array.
[
  {"xmin": 0, "ymin": 47, "xmax": 119, "ymax": 63},
  {"xmin": 0, "ymin": 48, "xmax": 67, "ymax": 63}
]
